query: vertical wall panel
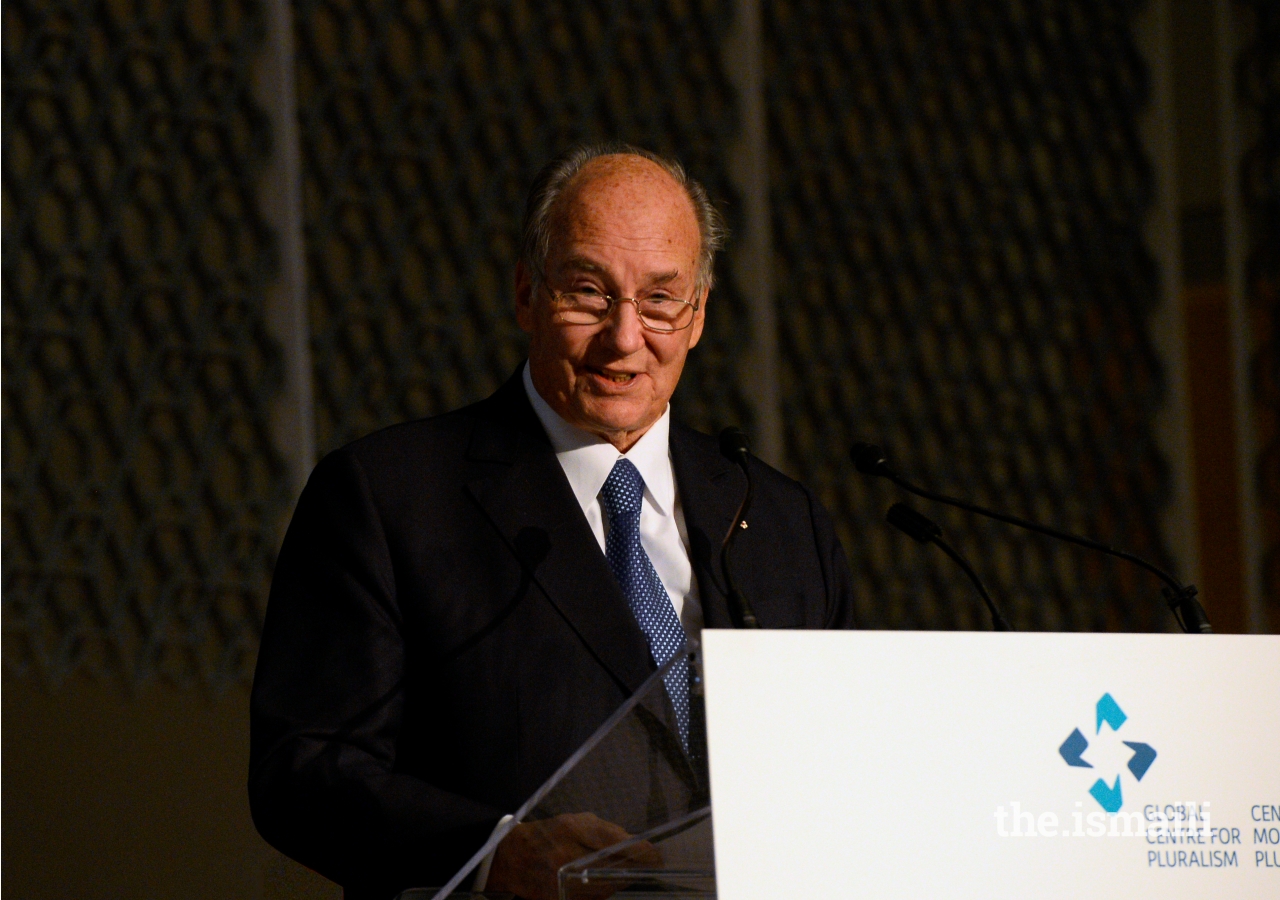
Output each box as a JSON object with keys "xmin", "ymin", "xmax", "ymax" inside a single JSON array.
[
  {"xmin": 2, "ymin": 0, "xmax": 292, "ymax": 689},
  {"xmin": 1236, "ymin": 0, "xmax": 1279, "ymax": 630},
  {"xmin": 765, "ymin": 0, "xmax": 1175, "ymax": 631}
]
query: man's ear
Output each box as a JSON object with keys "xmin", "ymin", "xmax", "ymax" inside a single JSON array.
[
  {"xmin": 515, "ymin": 261, "xmax": 534, "ymax": 333},
  {"xmin": 686, "ymin": 285, "xmax": 709, "ymax": 349}
]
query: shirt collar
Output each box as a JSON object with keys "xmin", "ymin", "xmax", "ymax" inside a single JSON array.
[{"xmin": 523, "ymin": 362, "xmax": 674, "ymax": 516}]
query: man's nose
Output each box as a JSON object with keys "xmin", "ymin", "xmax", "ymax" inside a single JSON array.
[{"xmin": 598, "ymin": 299, "xmax": 647, "ymax": 354}]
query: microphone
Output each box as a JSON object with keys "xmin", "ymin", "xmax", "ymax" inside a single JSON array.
[
  {"xmin": 718, "ymin": 427, "xmax": 761, "ymax": 629},
  {"xmin": 851, "ymin": 443, "xmax": 1212, "ymax": 633},
  {"xmin": 886, "ymin": 502, "xmax": 1011, "ymax": 631}
]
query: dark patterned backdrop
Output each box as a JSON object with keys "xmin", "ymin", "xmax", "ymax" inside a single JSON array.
[
  {"xmin": 2, "ymin": 0, "xmax": 290, "ymax": 689},
  {"xmin": 8, "ymin": 0, "xmax": 1271, "ymax": 690},
  {"xmin": 1, "ymin": 0, "xmax": 756, "ymax": 692},
  {"xmin": 765, "ymin": 0, "xmax": 1171, "ymax": 631},
  {"xmin": 293, "ymin": 0, "xmax": 753, "ymax": 456}
]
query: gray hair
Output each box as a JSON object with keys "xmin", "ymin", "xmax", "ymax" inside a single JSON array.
[{"xmin": 520, "ymin": 142, "xmax": 728, "ymax": 295}]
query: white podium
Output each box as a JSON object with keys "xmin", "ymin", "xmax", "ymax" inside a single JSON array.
[{"xmin": 703, "ymin": 630, "xmax": 1280, "ymax": 899}]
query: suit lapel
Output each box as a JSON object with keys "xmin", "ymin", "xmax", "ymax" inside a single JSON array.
[
  {"xmin": 464, "ymin": 372, "xmax": 655, "ymax": 695},
  {"xmin": 669, "ymin": 423, "xmax": 744, "ymax": 630}
]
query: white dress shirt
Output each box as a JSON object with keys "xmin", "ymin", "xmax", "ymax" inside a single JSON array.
[{"xmin": 522, "ymin": 363, "xmax": 703, "ymax": 633}]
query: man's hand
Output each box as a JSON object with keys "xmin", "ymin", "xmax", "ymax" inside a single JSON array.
[{"xmin": 485, "ymin": 812, "xmax": 660, "ymax": 900}]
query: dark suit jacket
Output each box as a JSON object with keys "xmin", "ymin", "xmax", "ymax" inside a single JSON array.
[{"xmin": 249, "ymin": 368, "xmax": 858, "ymax": 898}]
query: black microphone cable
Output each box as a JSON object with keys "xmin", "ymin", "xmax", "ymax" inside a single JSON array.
[
  {"xmin": 718, "ymin": 427, "xmax": 761, "ymax": 629},
  {"xmin": 885, "ymin": 502, "xmax": 1011, "ymax": 631},
  {"xmin": 851, "ymin": 442, "xmax": 1212, "ymax": 634}
]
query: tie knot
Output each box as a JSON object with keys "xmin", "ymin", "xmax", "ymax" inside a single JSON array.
[{"xmin": 600, "ymin": 458, "xmax": 645, "ymax": 521}]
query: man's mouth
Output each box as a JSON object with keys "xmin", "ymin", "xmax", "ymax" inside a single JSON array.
[{"xmin": 590, "ymin": 368, "xmax": 637, "ymax": 385}]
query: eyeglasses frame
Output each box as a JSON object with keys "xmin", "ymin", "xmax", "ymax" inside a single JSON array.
[{"xmin": 541, "ymin": 285, "xmax": 702, "ymax": 334}]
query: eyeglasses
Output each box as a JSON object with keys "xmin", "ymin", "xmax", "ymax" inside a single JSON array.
[{"xmin": 545, "ymin": 287, "xmax": 700, "ymax": 333}]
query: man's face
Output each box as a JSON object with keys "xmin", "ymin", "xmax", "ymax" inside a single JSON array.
[{"xmin": 516, "ymin": 155, "xmax": 707, "ymax": 452}]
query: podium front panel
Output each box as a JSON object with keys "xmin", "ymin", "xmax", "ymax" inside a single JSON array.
[{"xmin": 703, "ymin": 630, "xmax": 1280, "ymax": 900}]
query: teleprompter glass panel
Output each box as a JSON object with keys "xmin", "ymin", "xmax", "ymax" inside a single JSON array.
[
  {"xmin": 401, "ymin": 642, "xmax": 713, "ymax": 900},
  {"xmin": 557, "ymin": 805, "xmax": 714, "ymax": 900}
]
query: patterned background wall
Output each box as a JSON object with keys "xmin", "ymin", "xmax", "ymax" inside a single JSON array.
[
  {"xmin": 293, "ymin": 0, "xmax": 753, "ymax": 457},
  {"xmin": 3, "ymin": 0, "xmax": 1274, "ymax": 691},
  {"xmin": 765, "ymin": 0, "xmax": 1171, "ymax": 632},
  {"xmin": 2, "ymin": 0, "xmax": 291, "ymax": 689}
]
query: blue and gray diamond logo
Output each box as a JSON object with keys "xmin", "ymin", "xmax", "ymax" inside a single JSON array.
[{"xmin": 1059, "ymin": 693, "xmax": 1157, "ymax": 813}]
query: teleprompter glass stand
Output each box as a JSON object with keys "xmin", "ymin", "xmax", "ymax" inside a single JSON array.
[
  {"xmin": 401, "ymin": 642, "xmax": 715, "ymax": 900},
  {"xmin": 557, "ymin": 805, "xmax": 714, "ymax": 900}
]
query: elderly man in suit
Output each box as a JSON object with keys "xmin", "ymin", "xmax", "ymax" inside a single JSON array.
[{"xmin": 249, "ymin": 144, "xmax": 858, "ymax": 900}]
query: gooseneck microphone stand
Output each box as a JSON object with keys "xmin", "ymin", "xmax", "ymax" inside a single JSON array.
[
  {"xmin": 851, "ymin": 443, "xmax": 1212, "ymax": 634},
  {"xmin": 885, "ymin": 502, "xmax": 1012, "ymax": 631}
]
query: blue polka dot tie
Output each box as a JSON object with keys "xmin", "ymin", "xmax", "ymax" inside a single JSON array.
[{"xmin": 600, "ymin": 458, "xmax": 690, "ymax": 749}]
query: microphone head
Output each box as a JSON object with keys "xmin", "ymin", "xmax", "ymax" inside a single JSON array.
[
  {"xmin": 719, "ymin": 426, "xmax": 750, "ymax": 462},
  {"xmin": 886, "ymin": 502, "xmax": 943, "ymax": 544},
  {"xmin": 850, "ymin": 442, "xmax": 889, "ymax": 475}
]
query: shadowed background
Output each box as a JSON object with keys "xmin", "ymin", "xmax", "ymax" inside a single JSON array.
[{"xmin": 3, "ymin": 0, "xmax": 1276, "ymax": 897}]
